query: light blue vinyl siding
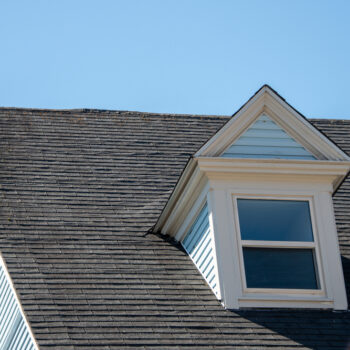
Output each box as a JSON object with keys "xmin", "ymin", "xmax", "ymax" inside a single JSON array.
[
  {"xmin": 0, "ymin": 262, "xmax": 36, "ymax": 350},
  {"xmin": 182, "ymin": 203, "xmax": 219, "ymax": 296},
  {"xmin": 222, "ymin": 114, "xmax": 316, "ymax": 160}
]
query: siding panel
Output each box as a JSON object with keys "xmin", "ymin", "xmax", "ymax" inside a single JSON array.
[
  {"xmin": 0, "ymin": 262, "xmax": 36, "ymax": 350},
  {"xmin": 222, "ymin": 114, "xmax": 316, "ymax": 160},
  {"xmin": 182, "ymin": 203, "xmax": 219, "ymax": 297}
]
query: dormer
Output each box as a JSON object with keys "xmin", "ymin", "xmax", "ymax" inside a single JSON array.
[{"xmin": 155, "ymin": 85, "xmax": 350, "ymax": 310}]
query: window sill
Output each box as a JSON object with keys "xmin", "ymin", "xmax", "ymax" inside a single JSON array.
[{"xmin": 237, "ymin": 295, "xmax": 334, "ymax": 309}]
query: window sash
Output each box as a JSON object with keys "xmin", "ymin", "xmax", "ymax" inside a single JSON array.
[
  {"xmin": 233, "ymin": 195, "xmax": 325, "ymax": 294},
  {"xmin": 237, "ymin": 198, "xmax": 314, "ymax": 242},
  {"xmin": 242, "ymin": 247, "xmax": 320, "ymax": 290}
]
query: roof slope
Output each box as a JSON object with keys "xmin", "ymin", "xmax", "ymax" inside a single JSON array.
[{"xmin": 0, "ymin": 108, "xmax": 349, "ymax": 349}]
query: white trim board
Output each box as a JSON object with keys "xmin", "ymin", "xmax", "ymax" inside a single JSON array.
[
  {"xmin": 195, "ymin": 85, "xmax": 350, "ymax": 161},
  {"xmin": 211, "ymin": 184, "xmax": 348, "ymax": 310}
]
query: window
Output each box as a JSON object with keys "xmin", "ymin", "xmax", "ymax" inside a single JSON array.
[{"xmin": 236, "ymin": 198, "xmax": 321, "ymax": 292}]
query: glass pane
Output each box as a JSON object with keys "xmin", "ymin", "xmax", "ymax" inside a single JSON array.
[
  {"xmin": 243, "ymin": 248, "xmax": 319, "ymax": 289},
  {"xmin": 237, "ymin": 199, "xmax": 314, "ymax": 241}
]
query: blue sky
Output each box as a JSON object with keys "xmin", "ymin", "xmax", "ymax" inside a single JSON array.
[{"xmin": 1, "ymin": 1, "xmax": 349, "ymax": 118}]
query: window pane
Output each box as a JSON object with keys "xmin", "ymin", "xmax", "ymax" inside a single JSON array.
[
  {"xmin": 237, "ymin": 199, "xmax": 314, "ymax": 241},
  {"xmin": 243, "ymin": 248, "xmax": 319, "ymax": 289}
]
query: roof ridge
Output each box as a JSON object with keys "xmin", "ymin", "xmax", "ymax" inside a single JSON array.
[
  {"xmin": 0, "ymin": 106, "xmax": 229, "ymax": 119},
  {"xmin": 309, "ymin": 117, "xmax": 350, "ymax": 122}
]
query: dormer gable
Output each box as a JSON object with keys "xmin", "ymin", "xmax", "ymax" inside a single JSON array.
[
  {"xmin": 155, "ymin": 85, "xmax": 350, "ymax": 311},
  {"xmin": 221, "ymin": 113, "xmax": 316, "ymax": 160},
  {"xmin": 195, "ymin": 85, "xmax": 349, "ymax": 161}
]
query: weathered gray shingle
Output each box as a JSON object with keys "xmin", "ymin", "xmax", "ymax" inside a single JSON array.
[{"xmin": 0, "ymin": 108, "xmax": 349, "ymax": 349}]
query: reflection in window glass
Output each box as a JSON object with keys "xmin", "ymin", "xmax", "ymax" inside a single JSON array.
[
  {"xmin": 243, "ymin": 248, "xmax": 319, "ymax": 289},
  {"xmin": 237, "ymin": 199, "xmax": 314, "ymax": 241}
]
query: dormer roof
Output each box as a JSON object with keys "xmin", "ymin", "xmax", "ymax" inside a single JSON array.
[
  {"xmin": 196, "ymin": 85, "xmax": 350, "ymax": 161},
  {"xmin": 155, "ymin": 86, "xmax": 350, "ymax": 235},
  {"xmin": 154, "ymin": 86, "xmax": 350, "ymax": 311}
]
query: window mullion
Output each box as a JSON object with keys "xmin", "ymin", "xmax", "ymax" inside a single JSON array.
[{"xmin": 241, "ymin": 240, "xmax": 316, "ymax": 249}]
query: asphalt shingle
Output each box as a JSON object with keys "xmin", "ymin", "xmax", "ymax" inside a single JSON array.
[{"xmin": 0, "ymin": 108, "xmax": 349, "ymax": 349}]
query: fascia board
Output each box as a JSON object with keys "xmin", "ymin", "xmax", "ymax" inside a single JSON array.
[
  {"xmin": 154, "ymin": 158, "xmax": 197, "ymax": 233},
  {"xmin": 195, "ymin": 85, "xmax": 350, "ymax": 161},
  {"xmin": 163, "ymin": 173, "xmax": 208, "ymax": 237},
  {"xmin": 0, "ymin": 253, "xmax": 40, "ymax": 350},
  {"xmin": 265, "ymin": 92, "xmax": 350, "ymax": 161},
  {"xmin": 194, "ymin": 87, "xmax": 267, "ymax": 157},
  {"xmin": 158, "ymin": 155, "xmax": 350, "ymax": 235},
  {"xmin": 157, "ymin": 162, "xmax": 208, "ymax": 237},
  {"xmin": 196, "ymin": 157, "xmax": 350, "ymax": 191},
  {"xmin": 174, "ymin": 182, "xmax": 210, "ymax": 242},
  {"xmin": 262, "ymin": 104, "xmax": 323, "ymax": 160}
]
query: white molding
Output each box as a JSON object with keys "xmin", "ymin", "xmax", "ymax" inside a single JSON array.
[
  {"xmin": 262, "ymin": 106, "xmax": 322, "ymax": 159},
  {"xmin": 207, "ymin": 192, "xmax": 222, "ymax": 300},
  {"xmin": 313, "ymin": 192, "xmax": 348, "ymax": 310},
  {"xmin": 0, "ymin": 253, "xmax": 40, "ymax": 350},
  {"xmin": 240, "ymin": 240, "xmax": 315, "ymax": 248},
  {"xmin": 174, "ymin": 185, "xmax": 209, "ymax": 242},
  {"xmin": 207, "ymin": 182, "xmax": 348, "ymax": 310},
  {"xmin": 264, "ymin": 92, "xmax": 350, "ymax": 160},
  {"xmin": 232, "ymin": 194, "xmax": 326, "ymax": 300},
  {"xmin": 154, "ymin": 158, "xmax": 196, "ymax": 233},
  {"xmin": 163, "ymin": 173, "xmax": 208, "ymax": 237},
  {"xmin": 194, "ymin": 87, "xmax": 267, "ymax": 157},
  {"xmin": 197, "ymin": 157, "xmax": 350, "ymax": 191},
  {"xmin": 237, "ymin": 298, "xmax": 333, "ymax": 309},
  {"xmin": 198, "ymin": 157, "xmax": 350, "ymax": 175},
  {"xmin": 207, "ymin": 188, "xmax": 241, "ymax": 308},
  {"xmin": 195, "ymin": 86, "xmax": 350, "ymax": 161}
]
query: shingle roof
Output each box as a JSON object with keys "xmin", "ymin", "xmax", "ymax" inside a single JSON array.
[{"xmin": 0, "ymin": 108, "xmax": 349, "ymax": 349}]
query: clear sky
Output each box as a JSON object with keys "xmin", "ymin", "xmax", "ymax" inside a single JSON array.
[{"xmin": 1, "ymin": 0, "xmax": 349, "ymax": 118}]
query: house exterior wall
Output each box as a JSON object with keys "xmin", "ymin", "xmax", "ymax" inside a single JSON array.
[
  {"xmin": 0, "ymin": 257, "xmax": 37, "ymax": 350},
  {"xmin": 182, "ymin": 203, "xmax": 219, "ymax": 297},
  {"xmin": 222, "ymin": 114, "xmax": 316, "ymax": 160}
]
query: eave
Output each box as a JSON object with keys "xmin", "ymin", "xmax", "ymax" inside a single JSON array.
[
  {"xmin": 155, "ymin": 157, "xmax": 350, "ymax": 238},
  {"xmin": 197, "ymin": 157, "xmax": 350, "ymax": 191}
]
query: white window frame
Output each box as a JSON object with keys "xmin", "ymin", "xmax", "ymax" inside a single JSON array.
[
  {"xmin": 232, "ymin": 194, "xmax": 326, "ymax": 297},
  {"xmin": 207, "ymin": 178, "xmax": 347, "ymax": 310}
]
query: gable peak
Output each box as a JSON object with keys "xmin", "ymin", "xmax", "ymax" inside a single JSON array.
[{"xmin": 195, "ymin": 87, "xmax": 350, "ymax": 161}]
